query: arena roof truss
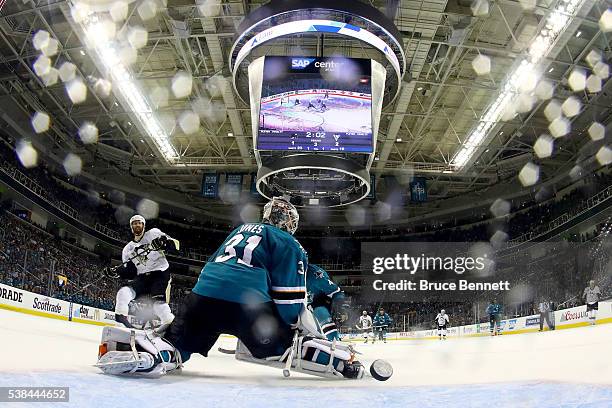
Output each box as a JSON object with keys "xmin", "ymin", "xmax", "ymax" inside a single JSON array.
[{"xmin": 0, "ymin": 0, "xmax": 610, "ymax": 208}]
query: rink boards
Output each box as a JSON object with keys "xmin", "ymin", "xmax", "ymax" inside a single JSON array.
[
  {"xmin": 0, "ymin": 283, "xmax": 119, "ymax": 326},
  {"xmin": 1, "ymin": 283, "xmax": 611, "ymax": 340},
  {"xmin": 347, "ymin": 302, "xmax": 612, "ymax": 341}
]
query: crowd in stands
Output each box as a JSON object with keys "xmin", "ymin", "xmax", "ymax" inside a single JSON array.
[
  {"xmin": 0, "ymin": 211, "xmax": 116, "ymax": 310},
  {"xmin": 1, "ymin": 138, "xmax": 610, "ymax": 269},
  {"xmin": 301, "ymin": 172, "xmax": 611, "ymax": 267},
  {"xmin": 1, "ymin": 137, "xmax": 611, "ymax": 332},
  {"xmin": 0, "ymin": 139, "xmax": 233, "ymax": 257}
]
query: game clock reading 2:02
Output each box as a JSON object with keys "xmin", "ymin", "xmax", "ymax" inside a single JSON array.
[{"xmin": 257, "ymin": 56, "xmax": 373, "ymax": 153}]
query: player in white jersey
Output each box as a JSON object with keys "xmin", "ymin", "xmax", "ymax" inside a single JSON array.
[
  {"xmin": 583, "ymin": 280, "xmax": 602, "ymax": 325},
  {"xmin": 105, "ymin": 214, "xmax": 179, "ymax": 331},
  {"xmin": 356, "ymin": 311, "xmax": 373, "ymax": 343},
  {"xmin": 435, "ymin": 309, "xmax": 449, "ymax": 340}
]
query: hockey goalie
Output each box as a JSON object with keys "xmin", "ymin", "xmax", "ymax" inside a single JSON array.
[{"xmin": 96, "ymin": 198, "xmax": 392, "ymax": 381}]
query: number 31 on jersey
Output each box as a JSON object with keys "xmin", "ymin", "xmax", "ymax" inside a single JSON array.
[{"xmin": 214, "ymin": 233, "xmax": 262, "ymax": 267}]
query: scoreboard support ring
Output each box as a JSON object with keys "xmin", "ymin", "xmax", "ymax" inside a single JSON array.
[{"xmin": 232, "ymin": 0, "xmax": 404, "ymax": 207}]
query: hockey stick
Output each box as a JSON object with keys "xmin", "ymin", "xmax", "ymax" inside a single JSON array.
[
  {"xmin": 217, "ymin": 347, "xmax": 236, "ymax": 354},
  {"xmin": 69, "ymin": 246, "xmax": 153, "ymax": 298},
  {"xmin": 283, "ymin": 331, "xmax": 300, "ymax": 377},
  {"xmin": 68, "ymin": 274, "xmax": 107, "ymax": 298},
  {"xmin": 111, "ymin": 245, "xmax": 154, "ymax": 273}
]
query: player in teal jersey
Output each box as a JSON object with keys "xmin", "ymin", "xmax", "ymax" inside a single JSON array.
[
  {"xmin": 165, "ymin": 197, "xmax": 307, "ymax": 361},
  {"xmin": 307, "ymin": 264, "xmax": 345, "ymax": 341},
  {"xmin": 96, "ymin": 198, "xmax": 375, "ymax": 380}
]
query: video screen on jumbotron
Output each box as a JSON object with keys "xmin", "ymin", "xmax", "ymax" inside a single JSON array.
[{"xmin": 257, "ymin": 56, "xmax": 373, "ymax": 153}]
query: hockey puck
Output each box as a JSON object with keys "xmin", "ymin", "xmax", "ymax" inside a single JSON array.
[{"xmin": 369, "ymin": 359, "xmax": 393, "ymax": 381}]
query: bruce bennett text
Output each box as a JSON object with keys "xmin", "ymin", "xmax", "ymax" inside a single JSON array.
[{"xmin": 372, "ymin": 279, "xmax": 511, "ymax": 292}]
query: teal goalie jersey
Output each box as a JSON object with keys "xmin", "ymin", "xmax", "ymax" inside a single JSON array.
[{"xmin": 193, "ymin": 223, "xmax": 308, "ymax": 325}]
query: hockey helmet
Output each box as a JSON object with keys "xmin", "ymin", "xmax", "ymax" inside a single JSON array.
[
  {"xmin": 441, "ymin": 309, "xmax": 445, "ymax": 314},
  {"xmin": 262, "ymin": 197, "xmax": 299, "ymax": 235},
  {"xmin": 130, "ymin": 214, "xmax": 146, "ymax": 234}
]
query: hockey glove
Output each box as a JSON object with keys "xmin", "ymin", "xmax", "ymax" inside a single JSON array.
[
  {"xmin": 150, "ymin": 235, "xmax": 168, "ymax": 251},
  {"xmin": 109, "ymin": 262, "xmax": 137, "ymax": 280},
  {"xmin": 104, "ymin": 266, "xmax": 119, "ymax": 279}
]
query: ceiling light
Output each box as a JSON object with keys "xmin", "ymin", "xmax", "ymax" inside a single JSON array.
[
  {"xmin": 575, "ymin": 31, "xmax": 582, "ymax": 37},
  {"xmin": 548, "ymin": 67, "xmax": 554, "ymax": 73},
  {"xmin": 228, "ymin": 132, "xmax": 234, "ymax": 137},
  {"xmin": 80, "ymin": 50, "xmax": 86, "ymax": 56},
  {"xmin": 396, "ymin": 138, "xmax": 402, "ymax": 142},
  {"xmin": 75, "ymin": 8, "xmax": 180, "ymax": 163},
  {"xmin": 450, "ymin": 0, "xmax": 585, "ymax": 170}
]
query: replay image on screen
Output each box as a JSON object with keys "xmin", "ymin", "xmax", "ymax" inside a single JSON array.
[{"xmin": 257, "ymin": 56, "xmax": 373, "ymax": 153}]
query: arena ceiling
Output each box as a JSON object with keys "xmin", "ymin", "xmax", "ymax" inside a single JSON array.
[{"xmin": 0, "ymin": 0, "xmax": 610, "ymax": 216}]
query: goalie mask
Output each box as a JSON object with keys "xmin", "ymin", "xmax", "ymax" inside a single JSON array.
[
  {"xmin": 130, "ymin": 214, "xmax": 146, "ymax": 238},
  {"xmin": 262, "ymin": 197, "xmax": 299, "ymax": 235}
]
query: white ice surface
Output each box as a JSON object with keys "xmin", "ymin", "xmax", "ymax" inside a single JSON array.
[{"xmin": 1, "ymin": 308, "xmax": 611, "ymax": 407}]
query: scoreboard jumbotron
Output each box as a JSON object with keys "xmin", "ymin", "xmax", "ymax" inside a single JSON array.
[{"xmin": 257, "ymin": 57, "xmax": 373, "ymax": 154}]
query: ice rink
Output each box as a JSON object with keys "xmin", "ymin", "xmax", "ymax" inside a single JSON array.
[
  {"xmin": 1, "ymin": 308, "xmax": 611, "ymax": 407},
  {"xmin": 260, "ymin": 94, "xmax": 372, "ymax": 133}
]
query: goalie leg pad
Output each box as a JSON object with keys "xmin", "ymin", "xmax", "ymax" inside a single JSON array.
[
  {"xmin": 296, "ymin": 307, "xmax": 326, "ymax": 339},
  {"xmin": 235, "ymin": 336, "xmax": 363, "ymax": 379},
  {"xmin": 293, "ymin": 337, "xmax": 364, "ymax": 379},
  {"xmin": 97, "ymin": 326, "xmax": 181, "ymax": 377}
]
